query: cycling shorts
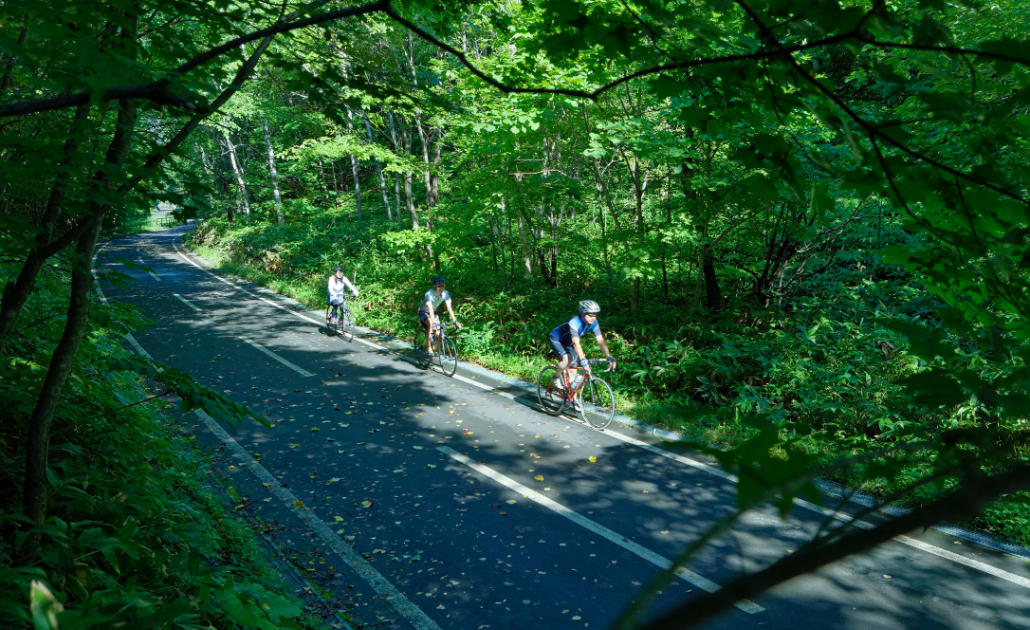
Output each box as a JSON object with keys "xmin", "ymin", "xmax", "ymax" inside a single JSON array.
[
  {"xmin": 549, "ymin": 337, "xmax": 575, "ymax": 360},
  {"xmin": 419, "ymin": 312, "xmax": 441, "ymax": 326}
]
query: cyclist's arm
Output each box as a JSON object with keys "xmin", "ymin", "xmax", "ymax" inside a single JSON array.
[
  {"xmin": 571, "ymin": 336, "xmax": 587, "ymax": 365},
  {"xmin": 444, "ymin": 299, "xmax": 460, "ymax": 327},
  {"xmin": 596, "ymin": 334, "xmax": 615, "ymax": 366},
  {"xmin": 341, "ymin": 275, "xmax": 358, "ymax": 296}
]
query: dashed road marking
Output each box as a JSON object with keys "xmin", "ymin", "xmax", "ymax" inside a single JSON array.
[
  {"xmin": 172, "ymin": 293, "xmax": 201, "ymax": 311},
  {"xmin": 239, "ymin": 336, "xmax": 314, "ymax": 377},
  {"xmin": 438, "ymin": 445, "xmax": 764, "ymax": 614}
]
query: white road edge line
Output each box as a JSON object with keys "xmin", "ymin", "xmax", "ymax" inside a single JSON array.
[
  {"xmin": 168, "ymin": 242, "xmax": 1030, "ymax": 590},
  {"xmin": 438, "ymin": 445, "xmax": 764, "ymax": 614},
  {"xmin": 172, "ymin": 293, "xmax": 201, "ymax": 311},
  {"xmin": 239, "ymin": 336, "xmax": 315, "ymax": 377},
  {"xmin": 197, "ymin": 409, "xmax": 443, "ymax": 630}
]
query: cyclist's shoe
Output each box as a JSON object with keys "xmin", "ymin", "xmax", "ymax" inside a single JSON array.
[
  {"xmin": 572, "ymin": 398, "xmax": 584, "ymax": 412},
  {"xmin": 426, "ymin": 350, "xmax": 437, "ymax": 357},
  {"xmin": 330, "ymin": 317, "xmax": 338, "ymax": 325},
  {"xmin": 552, "ymin": 377, "xmax": 565, "ymax": 391}
]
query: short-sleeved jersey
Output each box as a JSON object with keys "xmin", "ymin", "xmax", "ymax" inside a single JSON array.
[
  {"xmin": 550, "ymin": 315, "xmax": 601, "ymax": 347},
  {"xmin": 328, "ymin": 275, "xmax": 356, "ymax": 298},
  {"xmin": 418, "ymin": 288, "xmax": 451, "ymax": 314}
]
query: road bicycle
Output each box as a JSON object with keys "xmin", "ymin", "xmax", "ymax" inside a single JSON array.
[
  {"xmin": 536, "ymin": 358, "xmax": 616, "ymax": 429},
  {"xmin": 414, "ymin": 321, "xmax": 459, "ymax": 376},
  {"xmin": 325, "ymin": 297, "xmax": 354, "ymax": 341}
]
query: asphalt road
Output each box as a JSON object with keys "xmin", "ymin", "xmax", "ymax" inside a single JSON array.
[{"xmin": 96, "ymin": 225, "xmax": 1030, "ymax": 630}]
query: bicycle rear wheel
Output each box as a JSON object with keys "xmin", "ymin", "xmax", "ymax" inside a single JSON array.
[
  {"xmin": 439, "ymin": 336, "xmax": 457, "ymax": 376},
  {"xmin": 536, "ymin": 366, "xmax": 566, "ymax": 416},
  {"xmin": 413, "ymin": 329, "xmax": 430, "ymax": 369},
  {"xmin": 581, "ymin": 377, "xmax": 616, "ymax": 429},
  {"xmin": 340, "ymin": 307, "xmax": 354, "ymax": 341}
]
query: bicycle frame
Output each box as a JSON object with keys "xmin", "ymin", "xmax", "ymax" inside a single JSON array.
[{"xmin": 556, "ymin": 359, "xmax": 613, "ymax": 399}]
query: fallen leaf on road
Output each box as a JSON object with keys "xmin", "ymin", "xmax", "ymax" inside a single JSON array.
[
  {"xmin": 333, "ymin": 516, "xmax": 344, "ymax": 522},
  {"xmin": 506, "ymin": 499, "xmax": 516, "ymax": 504},
  {"xmin": 588, "ymin": 456, "xmax": 597, "ymax": 463},
  {"xmin": 292, "ymin": 500, "xmax": 304, "ymax": 507},
  {"xmin": 310, "ymin": 427, "xmax": 319, "ymax": 432},
  {"xmin": 361, "ymin": 500, "xmax": 373, "ymax": 508},
  {"xmin": 534, "ymin": 475, "xmax": 544, "ymax": 481}
]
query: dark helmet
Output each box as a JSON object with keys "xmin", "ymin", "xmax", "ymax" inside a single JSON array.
[
  {"xmin": 431, "ymin": 275, "xmax": 446, "ymax": 286},
  {"xmin": 333, "ymin": 265, "xmax": 344, "ymax": 273}
]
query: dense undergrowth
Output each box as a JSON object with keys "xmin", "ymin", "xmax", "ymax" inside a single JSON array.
[
  {"xmin": 0, "ymin": 257, "xmax": 315, "ymax": 629},
  {"xmin": 183, "ymin": 202, "xmax": 1030, "ymax": 546}
]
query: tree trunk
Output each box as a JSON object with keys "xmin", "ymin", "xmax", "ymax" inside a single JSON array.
[
  {"xmin": 361, "ymin": 111, "xmax": 392, "ymax": 220},
  {"xmin": 704, "ymin": 251, "xmax": 722, "ymax": 311},
  {"xmin": 400, "ymin": 121, "xmax": 418, "ymax": 231},
  {"xmin": 224, "ymin": 134, "xmax": 250, "ymax": 225},
  {"xmin": 0, "ymin": 24, "xmax": 27, "ymax": 90},
  {"xmin": 198, "ymin": 144, "xmax": 222, "ymax": 218},
  {"xmin": 262, "ymin": 117, "xmax": 284, "ymax": 224},
  {"xmin": 0, "ymin": 102, "xmax": 90, "ymax": 350},
  {"xmin": 344, "ymin": 107, "xmax": 362, "ymax": 220},
  {"xmin": 23, "ymin": 96, "xmax": 138, "ymax": 554}
]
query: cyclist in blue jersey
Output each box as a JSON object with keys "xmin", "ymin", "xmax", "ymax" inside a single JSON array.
[
  {"xmin": 419, "ymin": 275, "xmax": 461, "ymax": 355},
  {"xmin": 549, "ymin": 300, "xmax": 616, "ymax": 410},
  {"xmin": 327, "ymin": 265, "xmax": 358, "ymax": 325}
]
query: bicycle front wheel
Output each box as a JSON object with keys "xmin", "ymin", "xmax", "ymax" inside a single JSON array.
[
  {"xmin": 581, "ymin": 377, "xmax": 616, "ymax": 429},
  {"xmin": 413, "ymin": 329, "xmax": 430, "ymax": 369},
  {"xmin": 536, "ymin": 366, "xmax": 565, "ymax": 416},
  {"xmin": 340, "ymin": 307, "xmax": 354, "ymax": 341},
  {"xmin": 439, "ymin": 336, "xmax": 458, "ymax": 376}
]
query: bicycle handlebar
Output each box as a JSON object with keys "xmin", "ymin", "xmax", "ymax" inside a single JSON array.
[{"xmin": 576, "ymin": 357, "xmax": 616, "ymax": 373}]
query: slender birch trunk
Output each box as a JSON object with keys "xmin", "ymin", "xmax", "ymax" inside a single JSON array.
[
  {"xmin": 361, "ymin": 111, "xmax": 392, "ymax": 220},
  {"xmin": 344, "ymin": 107, "xmax": 362, "ymax": 220},
  {"xmin": 262, "ymin": 117, "xmax": 284, "ymax": 224},
  {"xmin": 224, "ymin": 134, "xmax": 250, "ymax": 225},
  {"xmin": 198, "ymin": 145, "xmax": 221, "ymax": 218}
]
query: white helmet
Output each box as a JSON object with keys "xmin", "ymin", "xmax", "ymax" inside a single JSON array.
[{"xmin": 578, "ymin": 300, "xmax": 601, "ymax": 315}]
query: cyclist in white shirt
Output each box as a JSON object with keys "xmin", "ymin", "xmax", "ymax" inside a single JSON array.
[
  {"xmin": 327, "ymin": 265, "xmax": 358, "ymax": 325},
  {"xmin": 419, "ymin": 275, "xmax": 460, "ymax": 355}
]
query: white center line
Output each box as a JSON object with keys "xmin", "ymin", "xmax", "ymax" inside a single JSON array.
[
  {"xmin": 438, "ymin": 445, "xmax": 764, "ymax": 614},
  {"xmin": 172, "ymin": 293, "xmax": 201, "ymax": 311},
  {"xmin": 239, "ymin": 336, "xmax": 314, "ymax": 377}
]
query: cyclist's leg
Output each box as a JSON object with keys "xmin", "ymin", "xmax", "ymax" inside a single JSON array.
[
  {"xmin": 420, "ymin": 313, "xmax": 434, "ymax": 353},
  {"xmin": 431, "ymin": 316, "xmax": 443, "ymax": 351},
  {"xmin": 549, "ymin": 338, "xmax": 571, "ymax": 387},
  {"xmin": 329, "ymin": 295, "xmax": 344, "ymax": 321}
]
